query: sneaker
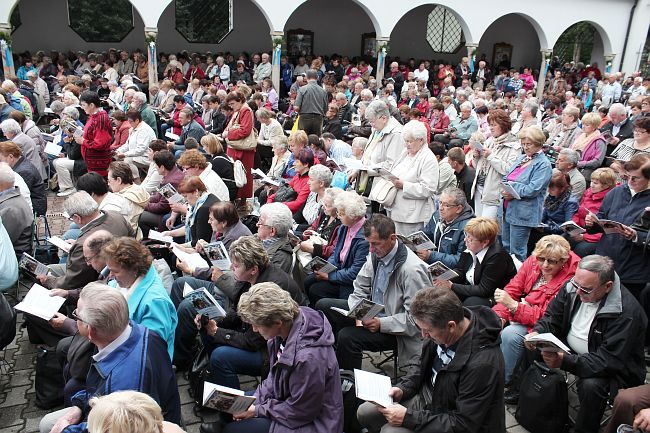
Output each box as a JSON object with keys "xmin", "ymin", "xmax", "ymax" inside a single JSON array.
[{"xmin": 57, "ymin": 188, "xmax": 76, "ymax": 197}]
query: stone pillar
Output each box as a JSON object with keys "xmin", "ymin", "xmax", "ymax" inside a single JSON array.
[
  {"xmin": 270, "ymin": 30, "xmax": 283, "ymax": 94},
  {"xmin": 375, "ymin": 37, "xmax": 389, "ymax": 88},
  {"xmin": 536, "ymin": 49, "xmax": 553, "ymax": 99},
  {"xmin": 0, "ymin": 23, "xmax": 14, "ymax": 78},
  {"xmin": 604, "ymin": 54, "xmax": 616, "ymax": 74},
  {"xmin": 466, "ymin": 43, "xmax": 478, "ymax": 73},
  {"xmin": 145, "ymin": 27, "xmax": 158, "ymax": 86}
]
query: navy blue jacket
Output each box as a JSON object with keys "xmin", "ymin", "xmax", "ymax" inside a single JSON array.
[
  {"xmin": 327, "ymin": 223, "xmax": 370, "ymax": 290},
  {"xmin": 542, "ymin": 195, "xmax": 580, "ymax": 234}
]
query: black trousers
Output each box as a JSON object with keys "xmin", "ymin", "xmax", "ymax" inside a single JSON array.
[{"xmin": 298, "ymin": 113, "xmax": 323, "ymax": 136}]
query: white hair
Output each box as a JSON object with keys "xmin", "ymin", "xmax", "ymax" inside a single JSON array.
[
  {"xmin": 259, "ymin": 202, "xmax": 293, "ymax": 237},
  {"xmin": 62, "ymin": 106, "xmax": 80, "ymax": 120},
  {"xmin": 609, "ymin": 103, "xmax": 627, "ymax": 116},
  {"xmin": 0, "ymin": 162, "xmax": 15, "ymax": 186},
  {"xmin": 308, "ymin": 164, "xmax": 333, "ymax": 186},
  {"xmin": 402, "ymin": 120, "xmax": 428, "ymax": 142},
  {"xmin": 459, "ymin": 101, "xmax": 473, "ymax": 111},
  {"xmin": 133, "ymin": 91, "xmax": 147, "ymax": 104},
  {"xmin": 64, "ymin": 191, "xmax": 99, "ymax": 217},
  {"xmin": 365, "ymin": 100, "xmax": 390, "ymax": 121},
  {"xmin": 334, "ymin": 191, "xmax": 367, "ymax": 219},
  {"xmin": 0, "ymin": 119, "xmax": 21, "ymax": 135}
]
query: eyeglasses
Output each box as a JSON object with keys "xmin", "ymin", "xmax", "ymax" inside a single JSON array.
[
  {"xmin": 440, "ymin": 202, "xmax": 461, "ymax": 208},
  {"xmin": 536, "ymin": 256, "xmax": 562, "ymax": 266},
  {"xmin": 71, "ymin": 309, "xmax": 86, "ymax": 323},
  {"xmin": 568, "ymin": 278, "xmax": 595, "ymax": 295},
  {"xmin": 84, "ymin": 254, "xmax": 96, "ymax": 264},
  {"xmin": 256, "ymin": 222, "xmax": 273, "ymax": 229}
]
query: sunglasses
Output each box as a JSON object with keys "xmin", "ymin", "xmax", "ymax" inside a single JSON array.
[
  {"xmin": 568, "ymin": 278, "xmax": 595, "ymax": 295},
  {"xmin": 536, "ymin": 256, "xmax": 562, "ymax": 266}
]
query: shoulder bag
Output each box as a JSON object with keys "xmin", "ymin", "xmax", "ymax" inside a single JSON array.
[{"xmin": 227, "ymin": 108, "xmax": 258, "ymax": 151}]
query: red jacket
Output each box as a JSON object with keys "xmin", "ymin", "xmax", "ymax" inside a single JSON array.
[
  {"xmin": 572, "ymin": 187, "xmax": 613, "ymax": 243},
  {"xmin": 226, "ymin": 104, "xmax": 253, "ymax": 141},
  {"xmin": 82, "ymin": 109, "xmax": 113, "ymax": 176},
  {"xmin": 430, "ymin": 112, "xmax": 450, "ymax": 134},
  {"xmin": 111, "ymin": 121, "xmax": 130, "ymax": 150},
  {"xmin": 493, "ymin": 252, "xmax": 580, "ymax": 331},
  {"xmin": 268, "ymin": 171, "xmax": 311, "ymax": 214},
  {"xmin": 185, "ymin": 66, "xmax": 205, "ymax": 81}
]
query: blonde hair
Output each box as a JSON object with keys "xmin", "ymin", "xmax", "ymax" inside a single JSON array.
[
  {"xmin": 288, "ymin": 130, "xmax": 309, "ymax": 147},
  {"xmin": 581, "ymin": 112, "xmax": 602, "ymax": 129},
  {"xmin": 590, "ymin": 167, "xmax": 617, "ymax": 189},
  {"xmin": 464, "ymin": 217, "xmax": 499, "ymax": 243},
  {"xmin": 200, "ymin": 133, "xmax": 224, "ymax": 155},
  {"xmin": 87, "ymin": 391, "xmax": 163, "ymax": 433},
  {"xmin": 237, "ymin": 282, "xmax": 299, "ymax": 327},
  {"xmin": 562, "ymin": 106, "xmax": 580, "ymax": 122},
  {"xmin": 532, "ymin": 235, "xmax": 570, "ymax": 261},
  {"xmin": 517, "ymin": 125, "xmax": 546, "ymax": 146}
]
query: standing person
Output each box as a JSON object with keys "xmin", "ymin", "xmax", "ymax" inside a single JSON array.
[
  {"xmin": 224, "ymin": 91, "xmax": 256, "ymax": 206},
  {"xmin": 78, "ymin": 91, "xmax": 113, "ymax": 177},
  {"xmin": 295, "ymin": 70, "xmax": 329, "ymax": 136}
]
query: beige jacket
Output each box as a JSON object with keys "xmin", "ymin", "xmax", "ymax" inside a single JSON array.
[{"xmin": 471, "ymin": 133, "xmax": 522, "ymax": 206}]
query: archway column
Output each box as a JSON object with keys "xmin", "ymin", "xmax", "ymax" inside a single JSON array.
[
  {"xmin": 0, "ymin": 22, "xmax": 14, "ymax": 78},
  {"xmin": 145, "ymin": 27, "xmax": 158, "ymax": 86},
  {"xmin": 270, "ymin": 30, "xmax": 284, "ymax": 93},
  {"xmin": 536, "ymin": 49, "xmax": 553, "ymax": 99},
  {"xmin": 375, "ymin": 37, "xmax": 389, "ymax": 88}
]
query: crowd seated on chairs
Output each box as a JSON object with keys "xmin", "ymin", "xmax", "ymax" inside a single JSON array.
[{"xmin": 1, "ymin": 45, "xmax": 650, "ymax": 433}]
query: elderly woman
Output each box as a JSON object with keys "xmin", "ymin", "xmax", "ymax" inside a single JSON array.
[
  {"xmin": 570, "ymin": 112, "xmax": 606, "ymax": 181},
  {"xmin": 382, "ymin": 120, "xmax": 439, "ymax": 235},
  {"xmin": 299, "ymin": 188, "xmax": 342, "ymax": 260},
  {"xmin": 224, "ymin": 91, "xmax": 256, "ymax": 204},
  {"xmin": 610, "ymin": 116, "xmax": 650, "ymax": 167},
  {"xmin": 205, "ymin": 201, "xmax": 252, "ymax": 250},
  {"xmin": 256, "ymin": 108, "xmax": 284, "ymax": 171},
  {"xmin": 268, "ymin": 148, "xmax": 315, "ymax": 215},
  {"xmin": 166, "ymin": 60, "xmax": 184, "ymax": 85},
  {"xmin": 268, "ymin": 135, "xmax": 291, "ymax": 179},
  {"xmin": 177, "ymin": 149, "xmax": 229, "ymax": 201},
  {"xmin": 433, "ymin": 217, "xmax": 517, "ymax": 307},
  {"xmin": 201, "ymin": 134, "xmax": 237, "ymax": 201},
  {"xmin": 501, "ymin": 126, "xmax": 553, "ymax": 261},
  {"xmin": 139, "ymin": 149, "xmax": 183, "ymax": 237},
  {"xmin": 568, "ymin": 167, "xmax": 618, "ymax": 257},
  {"xmin": 470, "ymin": 109, "xmax": 522, "ymax": 219},
  {"xmin": 110, "ymin": 110, "xmax": 130, "ymax": 150},
  {"xmin": 200, "ymin": 283, "xmax": 342, "ymax": 433},
  {"xmin": 0, "ymin": 118, "xmax": 43, "ymax": 178},
  {"xmin": 102, "ymin": 237, "xmax": 177, "ymax": 359},
  {"xmin": 546, "ymin": 106, "xmax": 582, "ymax": 150},
  {"xmin": 305, "ymin": 191, "xmax": 370, "ymax": 306},
  {"xmin": 107, "ymin": 161, "xmax": 150, "ymax": 236},
  {"xmin": 298, "ymin": 164, "xmax": 333, "ymax": 228},
  {"xmin": 493, "ymin": 235, "xmax": 580, "ymax": 385}
]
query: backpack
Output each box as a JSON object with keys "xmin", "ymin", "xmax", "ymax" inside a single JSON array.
[
  {"xmin": 0, "ymin": 292, "xmax": 16, "ymax": 350},
  {"xmin": 515, "ymin": 360, "xmax": 570, "ymax": 433},
  {"xmin": 340, "ymin": 369, "xmax": 363, "ymax": 433},
  {"xmin": 35, "ymin": 347, "xmax": 65, "ymax": 409},
  {"xmin": 215, "ymin": 155, "xmax": 247, "ymax": 188}
]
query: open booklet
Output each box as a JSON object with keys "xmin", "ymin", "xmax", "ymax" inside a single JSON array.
[
  {"xmin": 354, "ymin": 369, "xmax": 393, "ymax": 408},
  {"xmin": 331, "ymin": 298, "xmax": 384, "ymax": 321},
  {"xmin": 158, "ymin": 183, "xmax": 187, "ymax": 205},
  {"xmin": 204, "ymin": 241, "xmax": 231, "ymax": 271},
  {"xmin": 560, "ymin": 221, "xmax": 586, "ymax": 236},
  {"xmin": 19, "ymin": 253, "xmax": 49, "ymax": 276},
  {"xmin": 148, "ymin": 230, "xmax": 173, "ymax": 244},
  {"xmin": 47, "ymin": 236, "xmax": 72, "ymax": 253},
  {"xmin": 43, "ymin": 142, "xmax": 63, "ymax": 156},
  {"xmin": 525, "ymin": 333, "xmax": 572, "ymax": 354},
  {"xmin": 202, "ymin": 381, "xmax": 256, "ymax": 414},
  {"xmin": 588, "ymin": 212, "xmax": 629, "ymax": 235},
  {"xmin": 14, "ymin": 284, "xmax": 66, "ymax": 321},
  {"xmin": 499, "ymin": 182, "xmax": 521, "ymax": 200},
  {"xmin": 183, "ymin": 284, "xmax": 227, "ymax": 320},
  {"xmin": 165, "ymin": 131, "xmax": 180, "ymax": 141},
  {"xmin": 172, "ymin": 244, "xmax": 210, "ymax": 270},
  {"xmin": 428, "ymin": 261, "xmax": 459, "ymax": 281},
  {"xmin": 251, "ymin": 168, "xmax": 280, "ymax": 187},
  {"xmin": 405, "ymin": 231, "xmax": 435, "ymax": 250},
  {"xmin": 304, "ymin": 256, "xmax": 337, "ymax": 274}
]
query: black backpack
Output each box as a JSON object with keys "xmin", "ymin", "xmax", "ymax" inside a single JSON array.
[
  {"xmin": 515, "ymin": 360, "xmax": 570, "ymax": 433},
  {"xmin": 35, "ymin": 347, "xmax": 65, "ymax": 409},
  {"xmin": 0, "ymin": 292, "xmax": 16, "ymax": 350},
  {"xmin": 340, "ymin": 369, "xmax": 363, "ymax": 433}
]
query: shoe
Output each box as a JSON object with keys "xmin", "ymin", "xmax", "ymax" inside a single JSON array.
[
  {"xmin": 504, "ymin": 388, "xmax": 519, "ymax": 405},
  {"xmin": 57, "ymin": 188, "xmax": 76, "ymax": 197},
  {"xmin": 200, "ymin": 421, "xmax": 224, "ymax": 433}
]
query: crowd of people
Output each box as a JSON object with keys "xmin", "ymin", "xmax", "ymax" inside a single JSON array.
[{"xmin": 0, "ymin": 46, "xmax": 649, "ymax": 433}]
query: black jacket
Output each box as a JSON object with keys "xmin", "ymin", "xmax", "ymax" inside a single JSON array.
[
  {"xmin": 14, "ymin": 156, "xmax": 47, "ymax": 215},
  {"xmin": 450, "ymin": 241, "xmax": 517, "ymax": 303},
  {"xmin": 323, "ymin": 118, "xmax": 343, "ymax": 139},
  {"xmin": 455, "ymin": 164, "xmax": 475, "ymax": 207},
  {"xmin": 189, "ymin": 194, "xmax": 220, "ymax": 247},
  {"xmin": 209, "ymin": 110, "xmax": 227, "ymax": 135},
  {"xmin": 600, "ymin": 118, "xmax": 634, "ymax": 156},
  {"xmin": 398, "ymin": 306, "xmax": 505, "ymax": 433},
  {"xmin": 533, "ymin": 276, "xmax": 647, "ymax": 389}
]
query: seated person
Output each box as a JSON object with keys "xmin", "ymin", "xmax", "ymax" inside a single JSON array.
[
  {"xmin": 0, "ymin": 163, "xmax": 33, "ymax": 257},
  {"xmin": 296, "ymin": 164, "xmax": 332, "ymax": 228},
  {"xmin": 416, "ymin": 187, "xmax": 474, "ymax": 268},
  {"xmin": 0, "ymin": 216, "xmax": 18, "ymax": 291},
  {"xmin": 172, "ymin": 236, "xmax": 304, "ymax": 370},
  {"xmin": 255, "ymin": 202, "xmax": 299, "ymax": 276},
  {"xmin": 297, "ymin": 187, "xmax": 342, "ymax": 261},
  {"xmin": 204, "ymin": 201, "xmax": 252, "ymax": 250},
  {"xmin": 305, "ymin": 191, "xmax": 369, "ymax": 306},
  {"xmin": 267, "ymin": 148, "xmax": 315, "ymax": 215},
  {"xmin": 605, "ymin": 383, "xmax": 650, "ymax": 433},
  {"xmin": 357, "ymin": 288, "xmax": 505, "ymax": 433},
  {"xmin": 200, "ymin": 283, "xmax": 343, "ymax": 433},
  {"xmin": 176, "ymin": 149, "xmax": 229, "ymax": 202},
  {"xmin": 317, "ymin": 214, "xmax": 431, "ymax": 371},
  {"xmin": 107, "ymin": 161, "xmax": 150, "ymax": 236},
  {"xmin": 115, "ymin": 110, "xmax": 157, "ymax": 181},
  {"xmin": 0, "ymin": 140, "xmax": 46, "ymax": 215},
  {"xmin": 433, "ymin": 217, "xmax": 517, "ymax": 307},
  {"xmin": 138, "ymin": 139, "xmax": 168, "ymax": 194},
  {"xmin": 38, "ymin": 284, "xmax": 181, "ymax": 433},
  {"xmin": 526, "ymin": 255, "xmax": 647, "ymax": 433},
  {"xmin": 492, "ymin": 235, "xmax": 579, "ymax": 389}
]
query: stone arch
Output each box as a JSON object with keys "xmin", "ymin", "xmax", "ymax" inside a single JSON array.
[
  {"xmin": 0, "ymin": 0, "xmax": 20, "ymax": 24},
  {"xmin": 552, "ymin": 20, "xmax": 612, "ymax": 66}
]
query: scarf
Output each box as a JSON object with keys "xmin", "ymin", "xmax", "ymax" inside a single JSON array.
[
  {"xmin": 185, "ymin": 192, "xmax": 210, "ymax": 243},
  {"xmin": 544, "ymin": 187, "xmax": 572, "ymax": 212},
  {"xmin": 571, "ymin": 130, "xmax": 600, "ymax": 152}
]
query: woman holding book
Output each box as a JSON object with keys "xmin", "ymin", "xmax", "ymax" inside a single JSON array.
[{"xmin": 298, "ymin": 187, "xmax": 342, "ymax": 260}]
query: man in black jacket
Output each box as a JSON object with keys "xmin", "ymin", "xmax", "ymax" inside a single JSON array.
[
  {"xmin": 526, "ymin": 255, "xmax": 647, "ymax": 433},
  {"xmin": 600, "ymin": 103, "xmax": 634, "ymax": 156},
  {"xmin": 357, "ymin": 288, "xmax": 505, "ymax": 433}
]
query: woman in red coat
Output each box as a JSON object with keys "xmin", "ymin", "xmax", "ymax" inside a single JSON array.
[
  {"xmin": 79, "ymin": 91, "xmax": 113, "ymax": 177},
  {"xmin": 224, "ymin": 91, "xmax": 256, "ymax": 203},
  {"xmin": 493, "ymin": 234, "xmax": 580, "ymax": 384}
]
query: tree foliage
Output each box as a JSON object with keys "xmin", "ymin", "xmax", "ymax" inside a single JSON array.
[
  {"xmin": 553, "ymin": 22, "xmax": 596, "ymax": 65},
  {"xmin": 175, "ymin": 0, "xmax": 232, "ymax": 44},
  {"xmin": 68, "ymin": 0, "xmax": 134, "ymax": 42}
]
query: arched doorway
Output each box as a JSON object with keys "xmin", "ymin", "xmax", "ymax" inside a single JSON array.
[
  {"xmin": 553, "ymin": 22, "xmax": 607, "ymax": 70},
  {"xmin": 478, "ymin": 13, "xmax": 544, "ymax": 71}
]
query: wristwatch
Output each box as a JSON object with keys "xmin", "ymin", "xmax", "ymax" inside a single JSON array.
[{"xmin": 508, "ymin": 302, "xmax": 518, "ymax": 315}]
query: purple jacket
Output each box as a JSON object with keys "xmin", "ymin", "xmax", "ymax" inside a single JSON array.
[
  {"xmin": 255, "ymin": 307, "xmax": 343, "ymax": 433},
  {"xmin": 145, "ymin": 165, "xmax": 185, "ymax": 214}
]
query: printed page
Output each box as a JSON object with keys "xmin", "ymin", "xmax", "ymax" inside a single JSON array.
[
  {"xmin": 526, "ymin": 332, "xmax": 572, "ymax": 353},
  {"xmin": 14, "ymin": 284, "xmax": 66, "ymax": 321},
  {"xmin": 354, "ymin": 369, "xmax": 393, "ymax": 408}
]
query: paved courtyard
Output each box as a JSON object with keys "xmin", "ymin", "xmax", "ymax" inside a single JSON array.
[{"xmin": 0, "ymin": 192, "xmax": 645, "ymax": 432}]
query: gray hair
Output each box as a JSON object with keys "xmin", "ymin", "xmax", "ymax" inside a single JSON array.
[
  {"xmin": 78, "ymin": 282, "xmax": 129, "ymax": 338},
  {"xmin": 401, "ymin": 119, "xmax": 428, "ymax": 142},
  {"xmin": 62, "ymin": 106, "xmax": 80, "ymax": 120},
  {"xmin": 459, "ymin": 101, "xmax": 473, "ymax": 112},
  {"xmin": 306, "ymin": 69, "xmax": 318, "ymax": 80},
  {"xmin": 133, "ymin": 91, "xmax": 147, "ymax": 104},
  {"xmin": 351, "ymin": 136, "xmax": 368, "ymax": 150},
  {"xmin": 523, "ymin": 101, "xmax": 538, "ymax": 117},
  {"xmin": 334, "ymin": 190, "xmax": 366, "ymax": 219},
  {"xmin": 559, "ymin": 148, "xmax": 579, "ymax": 167},
  {"xmin": 26, "ymin": 70, "xmax": 37, "ymax": 78},
  {"xmin": 272, "ymin": 135, "xmax": 289, "ymax": 151},
  {"xmin": 323, "ymin": 187, "xmax": 343, "ymax": 204},
  {"xmin": 64, "ymin": 191, "xmax": 99, "ymax": 217},
  {"xmin": 84, "ymin": 230, "xmax": 114, "ymax": 256},
  {"xmin": 609, "ymin": 103, "xmax": 627, "ymax": 116},
  {"xmin": 578, "ymin": 255, "xmax": 615, "ymax": 285},
  {"xmin": 308, "ymin": 164, "xmax": 333, "ymax": 187},
  {"xmin": 441, "ymin": 187, "xmax": 467, "ymax": 207},
  {"xmin": 259, "ymin": 202, "xmax": 293, "ymax": 237},
  {"xmin": 335, "ymin": 92, "xmax": 347, "ymax": 101},
  {"xmin": 50, "ymin": 100, "xmax": 66, "ymax": 115},
  {"xmin": 365, "ymin": 100, "xmax": 390, "ymax": 121},
  {"xmin": 0, "ymin": 162, "xmax": 15, "ymax": 186},
  {"xmin": 238, "ymin": 282, "xmax": 299, "ymax": 327},
  {"xmin": 0, "ymin": 119, "xmax": 21, "ymax": 135}
]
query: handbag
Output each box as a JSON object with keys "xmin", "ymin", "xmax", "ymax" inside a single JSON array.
[
  {"xmin": 227, "ymin": 108, "xmax": 258, "ymax": 151},
  {"xmin": 368, "ymin": 177, "xmax": 397, "ymax": 207},
  {"xmin": 35, "ymin": 347, "xmax": 65, "ymax": 409},
  {"xmin": 188, "ymin": 343, "xmax": 212, "ymax": 407},
  {"xmin": 274, "ymin": 180, "xmax": 298, "ymax": 203}
]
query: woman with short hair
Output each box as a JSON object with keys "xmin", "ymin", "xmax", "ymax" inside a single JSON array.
[
  {"xmin": 570, "ymin": 112, "xmax": 606, "ymax": 181},
  {"xmin": 546, "ymin": 106, "xmax": 582, "ymax": 150},
  {"xmin": 268, "ymin": 148, "xmax": 315, "ymax": 215},
  {"xmin": 609, "ymin": 116, "xmax": 650, "ymax": 164},
  {"xmin": 201, "ymin": 134, "xmax": 237, "ymax": 201},
  {"xmin": 224, "ymin": 91, "xmax": 256, "ymax": 205},
  {"xmin": 534, "ymin": 170, "xmax": 580, "ymax": 243},
  {"xmin": 299, "ymin": 164, "xmax": 333, "ymax": 227},
  {"xmin": 206, "ymin": 201, "xmax": 252, "ymax": 250},
  {"xmin": 256, "ymin": 108, "xmax": 283, "ymax": 172},
  {"xmin": 299, "ymin": 187, "xmax": 343, "ymax": 260},
  {"xmin": 107, "ymin": 161, "xmax": 150, "ymax": 236}
]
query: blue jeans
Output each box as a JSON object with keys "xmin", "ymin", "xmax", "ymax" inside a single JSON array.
[
  {"xmin": 501, "ymin": 217, "xmax": 531, "ymax": 263},
  {"xmin": 500, "ymin": 323, "xmax": 528, "ymax": 383},
  {"xmin": 59, "ymin": 223, "xmax": 80, "ymax": 264},
  {"xmin": 205, "ymin": 344, "xmax": 264, "ymax": 389}
]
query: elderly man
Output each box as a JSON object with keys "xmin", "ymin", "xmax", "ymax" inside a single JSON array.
[
  {"xmin": 253, "ymin": 52, "xmax": 272, "ymax": 84},
  {"xmin": 433, "ymin": 102, "xmax": 478, "ymax": 148},
  {"xmin": 27, "ymin": 70, "xmax": 49, "ymax": 113},
  {"xmin": 295, "ymin": 69, "xmax": 329, "ymax": 136},
  {"xmin": 170, "ymin": 107, "xmax": 206, "ymax": 155},
  {"xmin": 318, "ymin": 214, "xmax": 432, "ymax": 372},
  {"xmin": 321, "ymin": 132, "xmax": 352, "ymax": 168},
  {"xmin": 357, "ymin": 288, "xmax": 505, "ymax": 433},
  {"xmin": 115, "ymin": 110, "xmax": 156, "ymax": 179},
  {"xmin": 417, "ymin": 187, "xmax": 474, "ymax": 268},
  {"xmin": 601, "ymin": 74, "xmax": 623, "ymax": 108},
  {"xmin": 148, "ymin": 83, "xmax": 164, "ymax": 108},
  {"xmin": 38, "ymin": 284, "xmax": 181, "ymax": 433},
  {"xmin": 600, "ymin": 103, "xmax": 634, "ymax": 155},
  {"xmin": 117, "ymin": 50, "xmax": 134, "ymax": 75},
  {"xmin": 335, "ymin": 92, "xmax": 356, "ymax": 125},
  {"xmin": 525, "ymin": 255, "xmax": 647, "ymax": 433},
  {"xmin": 556, "ymin": 148, "xmax": 586, "ymax": 200},
  {"xmin": 0, "ymin": 141, "xmax": 46, "ymax": 215},
  {"xmin": 131, "ymin": 91, "xmax": 158, "ymax": 136},
  {"xmin": 0, "ymin": 164, "xmax": 33, "ymax": 257},
  {"xmin": 0, "ymin": 118, "xmax": 43, "ymax": 175}
]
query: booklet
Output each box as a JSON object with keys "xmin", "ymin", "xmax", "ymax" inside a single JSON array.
[
  {"xmin": 251, "ymin": 168, "xmax": 280, "ymax": 187},
  {"xmin": 184, "ymin": 287, "xmax": 227, "ymax": 320},
  {"xmin": 331, "ymin": 298, "xmax": 384, "ymax": 321},
  {"xmin": 354, "ymin": 369, "xmax": 393, "ymax": 408},
  {"xmin": 204, "ymin": 241, "xmax": 231, "ymax": 271},
  {"xmin": 304, "ymin": 256, "xmax": 337, "ymax": 274},
  {"xmin": 588, "ymin": 211, "xmax": 628, "ymax": 235},
  {"xmin": 44, "ymin": 142, "xmax": 62, "ymax": 156},
  {"xmin": 560, "ymin": 221, "xmax": 586, "ymax": 236},
  {"xmin": 500, "ymin": 182, "xmax": 521, "ymax": 200},
  {"xmin": 14, "ymin": 284, "xmax": 66, "ymax": 321},
  {"xmin": 19, "ymin": 253, "xmax": 49, "ymax": 276},
  {"xmin": 47, "ymin": 236, "xmax": 72, "ymax": 253},
  {"xmin": 428, "ymin": 261, "xmax": 459, "ymax": 281},
  {"xmin": 148, "ymin": 229, "xmax": 174, "ymax": 244},
  {"xmin": 165, "ymin": 131, "xmax": 180, "ymax": 141},
  {"xmin": 202, "ymin": 381, "xmax": 256, "ymax": 414},
  {"xmin": 172, "ymin": 244, "xmax": 210, "ymax": 270},
  {"xmin": 375, "ymin": 167, "xmax": 398, "ymax": 182},
  {"xmin": 406, "ymin": 231, "xmax": 435, "ymax": 250},
  {"xmin": 158, "ymin": 183, "xmax": 186, "ymax": 205},
  {"xmin": 525, "ymin": 333, "xmax": 572, "ymax": 354}
]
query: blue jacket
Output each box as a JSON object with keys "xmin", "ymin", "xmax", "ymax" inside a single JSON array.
[
  {"xmin": 64, "ymin": 322, "xmax": 181, "ymax": 433},
  {"xmin": 422, "ymin": 203, "xmax": 474, "ymax": 268},
  {"xmin": 110, "ymin": 265, "xmax": 177, "ymax": 359},
  {"xmin": 502, "ymin": 153, "xmax": 552, "ymax": 227},
  {"xmin": 327, "ymin": 224, "xmax": 370, "ymax": 290},
  {"xmin": 542, "ymin": 195, "xmax": 579, "ymax": 234}
]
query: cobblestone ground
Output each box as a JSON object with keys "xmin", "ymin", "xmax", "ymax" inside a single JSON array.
[{"xmin": 0, "ymin": 192, "xmax": 646, "ymax": 432}]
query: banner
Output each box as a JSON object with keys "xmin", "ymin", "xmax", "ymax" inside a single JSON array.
[{"xmin": 1, "ymin": 39, "xmax": 14, "ymax": 78}]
